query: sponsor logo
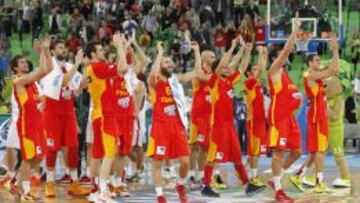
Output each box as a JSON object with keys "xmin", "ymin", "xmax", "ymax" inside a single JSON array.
[
  {"xmin": 156, "ymin": 146, "xmax": 166, "ymax": 155},
  {"xmin": 164, "ymin": 105, "xmax": 176, "ymax": 116}
]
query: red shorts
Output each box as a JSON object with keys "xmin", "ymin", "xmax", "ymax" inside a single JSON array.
[
  {"xmin": 44, "ymin": 113, "xmax": 78, "ymax": 151},
  {"xmin": 246, "ymin": 120, "xmax": 267, "ymax": 156},
  {"xmin": 189, "ymin": 116, "xmax": 211, "ymax": 148},
  {"xmin": 147, "ymin": 118, "xmax": 189, "ymax": 160},
  {"xmin": 92, "ymin": 117, "xmax": 119, "ymax": 159},
  {"xmin": 307, "ymin": 118, "xmax": 328, "ymax": 153},
  {"xmin": 207, "ymin": 122, "xmax": 242, "ymax": 163},
  {"xmin": 117, "ymin": 116, "xmax": 134, "ymax": 155},
  {"xmin": 17, "ymin": 121, "xmax": 47, "ymax": 161},
  {"xmin": 268, "ymin": 116, "xmax": 302, "ymax": 151}
]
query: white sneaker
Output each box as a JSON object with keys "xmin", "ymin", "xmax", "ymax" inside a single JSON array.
[
  {"xmin": 98, "ymin": 192, "xmax": 118, "ymax": 203},
  {"xmin": 87, "ymin": 191, "xmax": 100, "ymax": 202},
  {"xmin": 332, "ymin": 178, "xmax": 350, "ymax": 188}
]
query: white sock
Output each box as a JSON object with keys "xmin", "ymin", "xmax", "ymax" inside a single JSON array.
[
  {"xmin": 47, "ymin": 171, "xmax": 55, "ymax": 182},
  {"xmin": 317, "ymin": 172, "xmax": 324, "ymax": 183},
  {"xmin": 70, "ymin": 170, "xmax": 78, "ymax": 181},
  {"xmin": 22, "ymin": 181, "xmax": 31, "ymax": 194},
  {"xmin": 197, "ymin": 171, "xmax": 204, "ymax": 181},
  {"xmin": 280, "ymin": 168, "xmax": 285, "ymax": 177},
  {"xmin": 86, "ymin": 167, "xmax": 91, "ymax": 177},
  {"xmin": 94, "ymin": 176, "xmax": 99, "ymax": 185},
  {"xmin": 99, "ymin": 178, "xmax": 108, "ymax": 193},
  {"xmin": 214, "ymin": 169, "xmax": 220, "ymax": 176},
  {"xmin": 65, "ymin": 167, "xmax": 70, "ymax": 175},
  {"xmin": 273, "ymin": 176, "xmax": 282, "ymax": 191},
  {"xmin": 114, "ymin": 177, "xmax": 122, "ymax": 187},
  {"xmin": 178, "ymin": 178, "xmax": 186, "ymax": 185},
  {"xmin": 110, "ymin": 175, "xmax": 116, "ymax": 185},
  {"xmin": 169, "ymin": 166, "xmax": 176, "ymax": 173},
  {"xmin": 250, "ymin": 168, "xmax": 258, "ymax": 179},
  {"xmin": 155, "ymin": 187, "xmax": 163, "ymax": 196}
]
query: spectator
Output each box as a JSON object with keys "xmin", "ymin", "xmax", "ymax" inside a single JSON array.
[
  {"xmin": 161, "ymin": 5, "xmax": 178, "ymax": 29},
  {"xmin": 237, "ymin": 14, "xmax": 255, "ymax": 43},
  {"xmin": 31, "ymin": 0, "xmax": 43, "ymax": 40},
  {"xmin": 345, "ymin": 92, "xmax": 357, "ymax": 124},
  {"xmin": 49, "ymin": 5, "xmax": 62, "ymax": 35},
  {"xmin": 21, "ymin": 1, "xmax": 32, "ymax": 34},
  {"xmin": 98, "ymin": 20, "xmax": 113, "ymax": 43},
  {"xmin": 233, "ymin": 0, "xmax": 245, "ymax": 27},
  {"xmin": 245, "ymin": 0, "xmax": 260, "ymax": 20},
  {"xmin": 141, "ymin": 10, "xmax": 159, "ymax": 37},
  {"xmin": 66, "ymin": 32, "xmax": 83, "ymax": 60},
  {"xmin": 212, "ymin": 0, "xmax": 227, "ymax": 26},
  {"xmin": 351, "ymin": 32, "xmax": 360, "ymax": 74},
  {"xmin": 80, "ymin": 0, "xmax": 93, "ymax": 20},
  {"xmin": 254, "ymin": 15, "xmax": 266, "ymax": 45},
  {"xmin": 68, "ymin": 7, "xmax": 85, "ymax": 34},
  {"xmin": 199, "ymin": 4, "xmax": 215, "ymax": 26},
  {"xmin": 122, "ymin": 10, "xmax": 138, "ymax": 36},
  {"xmin": 234, "ymin": 96, "xmax": 247, "ymax": 154}
]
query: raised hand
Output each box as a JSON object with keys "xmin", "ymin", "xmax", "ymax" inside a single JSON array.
[
  {"xmin": 33, "ymin": 39, "xmax": 42, "ymax": 53},
  {"xmin": 157, "ymin": 41, "xmax": 163, "ymax": 54},
  {"xmin": 245, "ymin": 43, "xmax": 253, "ymax": 52},
  {"xmin": 190, "ymin": 41, "xmax": 199, "ymax": 51},
  {"xmin": 42, "ymin": 36, "xmax": 51, "ymax": 50},
  {"xmin": 112, "ymin": 32, "xmax": 122, "ymax": 47},
  {"xmin": 293, "ymin": 12, "xmax": 301, "ymax": 33},
  {"xmin": 328, "ymin": 32, "xmax": 339, "ymax": 51},
  {"xmin": 75, "ymin": 49, "xmax": 84, "ymax": 66}
]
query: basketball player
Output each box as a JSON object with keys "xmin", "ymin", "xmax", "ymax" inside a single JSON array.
[
  {"xmin": 243, "ymin": 46, "xmax": 268, "ymax": 188},
  {"xmin": 146, "ymin": 41, "xmax": 201, "ymax": 203},
  {"xmin": 43, "ymin": 40, "xmax": 90, "ymax": 197},
  {"xmin": 200, "ymin": 38, "xmax": 265, "ymax": 198},
  {"xmin": 188, "ymin": 47, "xmax": 216, "ymax": 189},
  {"xmin": 290, "ymin": 33, "xmax": 339, "ymax": 193},
  {"xmin": 12, "ymin": 38, "xmax": 53, "ymax": 201},
  {"xmin": 85, "ymin": 33, "xmax": 127, "ymax": 202},
  {"xmin": 267, "ymin": 15, "xmax": 303, "ymax": 202}
]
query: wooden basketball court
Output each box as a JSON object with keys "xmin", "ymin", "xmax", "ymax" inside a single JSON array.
[{"xmin": 1, "ymin": 155, "xmax": 359, "ymax": 202}]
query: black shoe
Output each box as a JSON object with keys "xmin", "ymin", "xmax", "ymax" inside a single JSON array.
[
  {"xmin": 214, "ymin": 174, "xmax": 225, "ymax": 184},
  {"xmin": 0, "ymin": 166, "xmax": 7, "ymax": 177},
  {"xmin": 126, "ymin": 173, "xmax": 141, "ymax": 182},
  {"xmin": 201, "ymin": 186, "xmax": 220, "ymax": 198},
  {"xmin": 245, "ymin": 182, "xmax": 266, "ymax": 197}
]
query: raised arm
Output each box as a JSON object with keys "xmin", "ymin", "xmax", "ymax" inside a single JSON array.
[
  {"xmin": 62, "ymin": 49, "xmax": 83, "ymax": 85},
  {"xmin": 14, "ymin": 38, "xmax": 54, "ymax": 87},
  {"xmin": 269, "ymin": 14, "xmax": 300, "ymax": 75},
  {"xmin": 238, "ymin": 43, "xmax": 253, "ymax": 75},
  {"xmin": 229, "ymin": 46, "xmax": 245, "ymax": 72},
  {"xmin": 178, "ymin": 41, "xmax": 201, "ymax": 84},
  {"xmin": 307, "ymin": 33, "xmax": 339, "ymax": 81},
  {"xmin": 254, "ymin": 46, "xmax": 268, "ymax": 79},
  {"xmin": 113, "ymin": 33, "xmax": 127, "ymax": 76},
  {"xmin": 132, "ymin": 35, "xmax": 151, "ymax": 74},
  {"xmin": 215, "ymin": 37, "xmax": 238, "ymax": 74},
  {"xmin": 148, "ymin": 42, "xmax": 163, "ymax": 88}
]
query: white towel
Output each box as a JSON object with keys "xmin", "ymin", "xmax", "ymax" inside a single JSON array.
[{"xmin": 168, "ymin": 75, "xmax": 188, "ymax": 130}]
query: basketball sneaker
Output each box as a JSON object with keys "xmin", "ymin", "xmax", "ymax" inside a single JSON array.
[
  {"xmin": 289, "ymin": 175, "xmax": 306, "ymax": 192},
  {"xmin": 245, "ymin": 178, "xmax": 266, "ymax": 196},
  {"xmin": 313, "ymin": 182, "xmax": 332, "ymax": 193},
  {"xmin": 211, "ymin": 174, "xmax": 227, "ymax": 189},
  {"xmin": 175, "ymin": 184, "xmax": 188, "ymax": 203},
  {"xmin": 274, "ymin": 189, "xmax": 294, "ymax": 203},
  {"xmin": 45, "ymin": 182, "xmax": 56, "ymax": 197},
  {"xmin": 302, "ymin": 174, "xmax": 316, "ymax": 187},
  {"xmin": 79, "ymin": 175, "xmax": 92, "ymax": 185},
  {"xmin": 157, "ymin": 195, "xmax": 167, "ymax": 203},
  {"xmin": 68, "ymin": 180, "xmax": 91, "ymax": 196},
  {"xmin": 21, "ymin": 192, "xmax": 42, "ymax": 202},
  {"xmin": 332, "ymin": 178, "xmax": 350, "ymax": 188},
  {"xmin": 201, "ymin": 185, "xmax": 220, "ymax": 197},
  {"xmin": 56, "ymin": 174, "xmax": 72, "ymax": 184}
]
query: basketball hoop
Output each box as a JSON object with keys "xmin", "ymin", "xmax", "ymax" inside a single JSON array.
[{"xmin": 295, "ymin": 32, "xmax": 313, "ymax": 52}]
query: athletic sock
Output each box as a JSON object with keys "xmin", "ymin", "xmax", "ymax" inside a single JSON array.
[
  {"xmin": 197, "ymin": 170, "xmax": 204, "ymax": 181},
  {"xmin": 99, "ymin": 178, "xmax": 108, "ymax": 193},
  {"xmin": 273, "ymin": 176, "xmax": 282, "ymax": 191},
  {"xmin": 86, "ymin": 167, "xmax": 91, "ymax": 177},
  {"xmin": 155, "ymin": 187, "xmax": 164, "ymax": 196},
  {"xmin": 250, "ymin": 168, "xmax": 258, "ymax": 179},
  {"xmin": 47, "ymin": 171, "xmax": 55, "ymax": 182},
  {"xmin": 316, "ymin": 172, "xmax": 324, "ymax": 184},
  {"xmin": 178, "ymin": 178, "xmax": 186, "ymax": 185},
  {"xmin": 22, "ymin": 181, "xmax": 31, "ymax": 194},
  {"xmin": 70, "ymin": 170, "xmax": 78, "ymax": 181}
]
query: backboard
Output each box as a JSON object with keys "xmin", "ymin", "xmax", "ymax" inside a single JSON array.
[{"xmin": 266, "ymin": 0, "xmax": 344, "ymax": 43}]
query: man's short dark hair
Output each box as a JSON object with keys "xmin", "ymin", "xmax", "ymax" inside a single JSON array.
[
  {"xmin": 10, "ymin": 55, "xmax": 24, "ymax": 73},
  {"xmin": 84, "ymin": 41, "xmax": 102, "ymax": 59},
  {"xmin": 306, "ymin": 54, "xmax": 318, "ymax": 67},
  {"xmin": 50, "ymin": 39, "xmax": 65, "ymax": 50}
]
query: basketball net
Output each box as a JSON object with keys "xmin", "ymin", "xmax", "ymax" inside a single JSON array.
[{"xmin": 295, "ymin": 32, "xmax": 312, "ymax": 52}]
